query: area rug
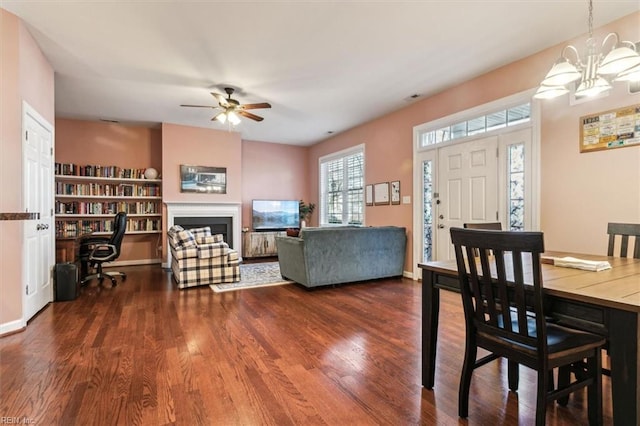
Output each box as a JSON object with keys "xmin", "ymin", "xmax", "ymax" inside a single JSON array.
[{"xmin": 210, "ymin": 261, "xmax": 293, "ymax": 293}]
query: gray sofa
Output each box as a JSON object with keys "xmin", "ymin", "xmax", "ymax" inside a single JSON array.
[{"xmin": 275, "ymin": 226, "xmax": 407, "ymax": 288}]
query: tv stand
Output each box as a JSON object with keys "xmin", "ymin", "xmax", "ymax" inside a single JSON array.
[{"xmin": 242, "ymin": 230, "xmax": 285, "ymax": 258}]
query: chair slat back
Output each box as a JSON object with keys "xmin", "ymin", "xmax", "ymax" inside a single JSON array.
[
  {"xmin": 463, "ymin": 222, "xmax": 502, "ymax": 230},
  {"xmin": 451, "ymin": 228, "xmax": 546, "ymax": 351},
  {"xmin": 463, "ymin": 222, "xmax": 502, "ymax": 257},
  {"xmin": 607, "ymin": 222, "xmax": 640, "ymax": 258}
]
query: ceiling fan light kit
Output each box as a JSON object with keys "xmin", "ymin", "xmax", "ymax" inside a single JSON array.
[
  {"xmin": 534, "ymin": 0, "xmax": 640, "ymax": 101},
  {"xmin": 181, "ymin": 87, "xmax": 271, "ymax": 126}
]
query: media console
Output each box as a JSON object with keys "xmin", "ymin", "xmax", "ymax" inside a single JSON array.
[{"xmin": 242, "ymin": 230, "xmax": 286, "ymax": 258}]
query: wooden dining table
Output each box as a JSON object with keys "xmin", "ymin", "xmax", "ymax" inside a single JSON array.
[{"xmin": 419, "ymin": 251, "xmax": 640, "ymax": 426}]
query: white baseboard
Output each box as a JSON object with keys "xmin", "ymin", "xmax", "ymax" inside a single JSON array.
[
  {"xmin": 402, "ymin": 270, "xmax": 414, "ymax": 280},
  {"xmin": 0, "ymin": 318, "xmax": 26, "ymax": 336}
]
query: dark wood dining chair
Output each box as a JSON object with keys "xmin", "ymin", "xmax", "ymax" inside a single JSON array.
[
  {"xmin": 607, "ymin": 222, "xmax": 640, "ymax": 258},
  {"xmin": 463, "ymin": 221, "xmax": 525, "ymax": 388},
  {"xmin": 450, "ymin": 227, "xmax": 605, "ymax": 426},
  {"xmin": 463, "ymin": 222, "xmax": 502, "ymax": 230}
]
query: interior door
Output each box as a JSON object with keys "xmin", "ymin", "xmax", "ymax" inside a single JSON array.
[
  {"xmin": 435, "ymin": 136, "xmax": 498, "ymax": 260},
  {"xmin": 23, "ymin": 104, "xmax": 54, "ymax": 320}
]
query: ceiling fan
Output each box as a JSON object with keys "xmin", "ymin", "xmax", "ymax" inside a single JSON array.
[{"xmin": 181, "ymin": 87, "xmax": 271, "ymax": 125}]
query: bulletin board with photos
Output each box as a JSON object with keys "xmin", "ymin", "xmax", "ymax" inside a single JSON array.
[{"xmin": 579, "ymin": 104, "xmax": 640, "ymax": 153}]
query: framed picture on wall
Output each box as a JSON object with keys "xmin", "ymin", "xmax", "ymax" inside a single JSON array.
[
  {"xmin": 180, "ymin": 165, "xmax": 227, "ymax": 193},
  {"xmin": 365, "ymin": 184, "xmax": 373, "ymax": 206},
  {"xmin": 373, "ymin": 182, "xmax": 390, "ymax": 205},
  {"xmin": 391, "ymin": 180, "xmax": 401, "ymax": 205}
]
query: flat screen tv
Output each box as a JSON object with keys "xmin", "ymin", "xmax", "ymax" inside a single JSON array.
[{"xmin": 252, "ymin": 200, "xmax": 300, "ymax": 231}]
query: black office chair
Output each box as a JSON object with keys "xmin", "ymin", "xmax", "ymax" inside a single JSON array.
[
  {"xmin": 81, "ymin": 212, "xmax": 127, "ymax": 287},
  {"xmin": 450, "ymin": 227, "xmax": 605, "ymax": 426}
]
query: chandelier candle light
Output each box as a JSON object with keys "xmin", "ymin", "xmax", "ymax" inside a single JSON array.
[{"xmin": 534, "ymin": 0, "xmax": 640, "ymax": 100}]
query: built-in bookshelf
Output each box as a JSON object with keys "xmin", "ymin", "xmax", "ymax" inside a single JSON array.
[{"xmin": 54, "ymin": 163, "xmax": 162, "ymax": 238}]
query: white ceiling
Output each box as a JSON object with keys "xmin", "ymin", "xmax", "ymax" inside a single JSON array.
[{"xmin": 2, "ymin": 1, "xmax": 639, "ymax": 146}]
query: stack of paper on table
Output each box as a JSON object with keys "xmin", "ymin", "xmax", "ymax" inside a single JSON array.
[{"xmin": 551, "ymin": 256, "xmax": 612, "ymax": 272}]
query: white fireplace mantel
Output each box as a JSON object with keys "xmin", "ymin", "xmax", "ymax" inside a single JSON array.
[{"xmin": 165, "ymin": 202, "xmax": 242, "ymax": 268}]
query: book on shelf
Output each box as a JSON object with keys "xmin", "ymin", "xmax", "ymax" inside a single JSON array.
[{"xmin": 55, "ymin": 163, "xmax": 153, "ymax": 180}]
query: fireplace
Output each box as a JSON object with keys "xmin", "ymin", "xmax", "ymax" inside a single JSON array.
[
  {"xmin": 165, "ymin": 202, "xmax": 242, "ymax": 268},
  {"xmin": 174, "ymin": 216, "xmax": 233, "ymax": 248}
]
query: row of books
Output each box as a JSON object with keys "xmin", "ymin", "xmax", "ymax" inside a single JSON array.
[
  {"xmin": 56, "ymin": 182, "xmax": 161, "ymax": 197},
  {"xmin": 55, "ymin": 201, "xmax": 160, "ymax": 215},
  {"xmin": 55, "ymin": 218, "xmax": 161, "ymax": 237},
  {"xmin": 55, "ymin": 163, "xmax": 149, "ymax": 179}
]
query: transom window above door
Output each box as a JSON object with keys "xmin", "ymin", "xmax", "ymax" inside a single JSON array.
[{"xmin": 419, "ymin": 103, "xmax": 531, "ymax": 147}]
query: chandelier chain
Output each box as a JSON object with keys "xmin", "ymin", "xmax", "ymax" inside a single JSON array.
[{"xmin": 588, "ymin": 0, "xmax": 593, "ymax": 38}]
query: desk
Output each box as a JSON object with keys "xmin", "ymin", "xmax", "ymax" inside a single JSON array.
[
  {"xmin": 419, "ymin": 251, "xmax": 640, "ymax": 426},
  {"xmin": 55, "ymin": 233, "xmax": 94, "ymax": 278}
]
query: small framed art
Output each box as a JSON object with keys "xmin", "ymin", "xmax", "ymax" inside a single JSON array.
[
  {"xmin": 391, "ymin": 180, "xmax": 400, "ymax": 205},
  {"xmin": 373, "ymin": 182, "xmax": 390, "ymax": 205},
  {"xmin": 365, "ymin": 184, "xmax": 373, "ymax": 206}
]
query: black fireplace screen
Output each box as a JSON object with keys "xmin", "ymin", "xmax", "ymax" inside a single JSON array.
[{"xmin": 173, "ymin": 216, "xmax": 233, "ymax": 249}]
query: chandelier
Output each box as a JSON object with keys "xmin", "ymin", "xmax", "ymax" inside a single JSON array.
[{"xmin": 534, "ymin": 0, "xmax": 640, "ymax": 100}]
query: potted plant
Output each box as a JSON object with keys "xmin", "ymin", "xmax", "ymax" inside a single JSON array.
[{"xmin": 299, "ymin": 200, "xmax": 316, "ymax": 228}]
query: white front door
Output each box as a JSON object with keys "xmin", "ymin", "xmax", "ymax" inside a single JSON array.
[
  {"xmin": 435, "ymin": 136, "xmax": 498, "ymax": 260},
  {"xmin": 23, "ymin": 103, "xmax": 54, "ymax": 320}
]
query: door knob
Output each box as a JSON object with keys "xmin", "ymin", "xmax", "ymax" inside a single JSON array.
[{"xmin": 438, "ymin": 224, "xmax": 445, "ymax": 229}]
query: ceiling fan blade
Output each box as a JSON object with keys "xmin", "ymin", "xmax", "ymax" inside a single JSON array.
[
  {"xmin": 211, "ymin": 92, "xmax": 229, "ymax": 107},
  {"xmin": 180, "ymin": 104, "xmax": 216, "ymax": 108},
  {"xmin": 241, "ymin": 102, "xmax": 272, "ymax": 110},
  {"xmin": 238, "ymin": 110, "xmax": 264, "ymax": 121}
]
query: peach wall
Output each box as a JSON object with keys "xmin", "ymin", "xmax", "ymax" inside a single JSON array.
[
  {"xmin": 540, "ymin": 85, "xmax": 640, "ymax": 254},
  {"xmin": 309, "ymin": 12, "xmax": 640, "ymax": 271},
  {"xmin": 0, "ymin": 10, "xmax": 20, "ymax": 214},
  {"xmin": 19, "ymin": 22, "xmax": 54, "ymax": 125},
  {"xmin": 241, "ymin": 140, "xmax": 309, "ymax": 228},
  {"xmin": 55, "ymin": 119, "xmax": 163, "ymax": 263},
  {"xmin": 161, "ymin": 123, "xmax": 242, "ymax": 202},
  {"xmin": 55, "ymin": 119, "xmax": 162, "ymax": 168},
  {"xmin": 1, "ymin": 9, "xmax": 55, "ymax": 330},
  {"xmin": 0, "ymin": 9, "xmax": 23, "ymax": 330}
]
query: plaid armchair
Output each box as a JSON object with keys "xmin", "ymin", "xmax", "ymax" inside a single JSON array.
[{"xmin": 168, "ymin": 225, "xmax": 240, "ymax": 289}]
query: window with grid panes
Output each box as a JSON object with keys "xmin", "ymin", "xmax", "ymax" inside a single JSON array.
[
  {"xmin": 419, "ymin": 102, "xmax": 530, "ymax": 147},
  {"xmin": 320, "ymin": 146, "xmax": 364, "ymax": 225}
]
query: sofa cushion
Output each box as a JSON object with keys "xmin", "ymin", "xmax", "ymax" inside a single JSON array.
[
  {"xmin": 197, "ymin": 242, "xmax": 230, "ymax": 259},
  {"xmin": 189, "ymin": 226, "xmax": 212, "ymax": 239},
  {"xmin": 174, "ymin": 230, "xmax": 197, "ymax": 248},
  {"xmin": 196, "ymin": 234, "xmax": 223, "ymax": 244}
]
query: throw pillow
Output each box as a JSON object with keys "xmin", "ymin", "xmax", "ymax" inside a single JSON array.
[
  {"xmin": 189, "ymin": 226, "xmax": 212, "ymax": 239},
  {"xmin": 196, "ymin": 235, "xmax": 216, "ymax": 244},
  {"xmin": 196, "ymin": 234, "xmax": 224, "ymax": 244},
  {"xmin": 175, "ymin": 230, "xmax": 197, "ymax": 248}
]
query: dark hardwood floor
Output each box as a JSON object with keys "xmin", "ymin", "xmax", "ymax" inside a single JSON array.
[{"xmin": 0, "ymin": 265, "xmax": 612, "ymax": 425}]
